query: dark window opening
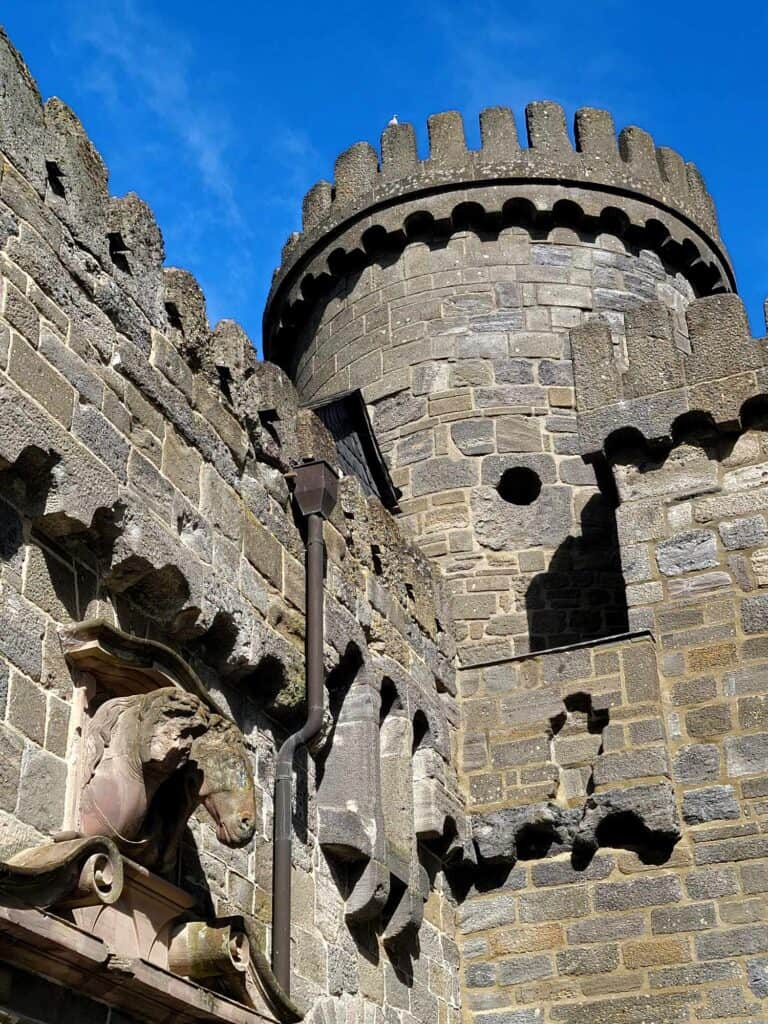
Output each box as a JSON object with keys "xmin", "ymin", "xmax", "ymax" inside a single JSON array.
[
  {"xmin": 379, "ymin": 679, "xmax": 401, "ymax": 723},
  {"xmin": 371, "ymin": 543, "xmax": 384, "ymax": 576},
  {"xmin": 412, "ymin": 710, "xmax": 429, "ymax": 752},
  {"xmin": 45, "ymin": 160, "xmax": 65, "ymax": 197},
  {"xmin": 107, "ymin": 232, "xmax": 131, "ymax": 274},
  {"xmin": 257, "ymin": 408, "xmax": 281, "ymax": 446},
  {"xmin": 165, "ymin": 301, "xmax": 183, "ymax": 330},
  {"xmin": 217, "ymin": 365, "xmax": 233, "ymax": 404}
]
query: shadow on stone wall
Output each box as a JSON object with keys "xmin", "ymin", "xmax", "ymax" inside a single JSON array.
[{"xmin": 525, "ymin": 465, "xmax": 628, "ymax": 651}]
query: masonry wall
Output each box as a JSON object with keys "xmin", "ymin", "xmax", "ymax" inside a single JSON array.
[
  {"xmin": 0, "ymin": 29, "xmax": 466, "ymax": 1024},
  {"xmin": 288, "ymin": 226, "xmax": 695, "ymax": 664},
  {"xmin": 454, "ymin": 423, "xmax": 768, "ymax": 1022}
]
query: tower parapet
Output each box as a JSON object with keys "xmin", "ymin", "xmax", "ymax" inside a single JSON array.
[
  {"xmin": 264, "ymin": 102, "xmax": 733, "ymax": 362},
  {"xmin": 572, "ymin": 293, "xmax": 767, "ymax": 455}
]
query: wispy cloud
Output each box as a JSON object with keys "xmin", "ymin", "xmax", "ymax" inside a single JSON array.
[
  {"xmin": 424, "ymin": 0, "xmax": 645, "ymax": 129},
  {"xmin": 67, "ymin": 0, "xmax": 242, "ymax": 226}
]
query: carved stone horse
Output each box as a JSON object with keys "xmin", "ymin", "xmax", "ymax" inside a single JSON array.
[{"xmin": 79, "ymin": 687, "xmax": 256, "ymax": 875}]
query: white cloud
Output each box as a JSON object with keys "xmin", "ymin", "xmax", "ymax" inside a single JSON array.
[{"xmin": 68, "ymin": 0, "xmax": 242, "ymax": 225}]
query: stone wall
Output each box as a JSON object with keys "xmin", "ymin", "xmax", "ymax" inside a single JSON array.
[
  {"xmin": 458, "ymin": 613, "xmax": 768, "ymax": 1021},
  {"xmin": 0, "ymin": 28, "xmax": 465, "ymax": 1024},
  {"xmin": 287, "ymin": 228, "xmax": 695, "ymax": 664}
]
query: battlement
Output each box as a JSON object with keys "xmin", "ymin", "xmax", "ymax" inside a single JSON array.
[
  {"xmin": 264, "ymin": 102, "xmax": 735, "ymax": 359},
  {"xmin": 572, "ymin": 293, "xmax": 768, "ymax": 454},
  {"xmin": 302, "ymin": 103, "xmax": 719, "ymax": 237}
]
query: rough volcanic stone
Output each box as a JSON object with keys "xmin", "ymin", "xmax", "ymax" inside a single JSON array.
[
  {"xmin": 451, "ymin": 419, "xmax": 495, "ymax": 456},
  {"xmin": 741, "ymin": 594, "xmax": 768, "ymax": 634},
  {"xmin": 575, "ymin": 782, "xmax": 680, "ymax": 859},
  {"xmin": 672, "ymin": 744, "xmax": 720, "ymax": 784},
  {"xmin": 682, "ymin": 786, "xmax": 740, "ymax": 824},
  {"xmin": 472, "ymin": 803, "xmax": 579, "ymax": 864},
  {"xmin": 724, "ymin": 733, "xmax": 768, "ymax": 777},
  {"xmin": 719, "ymin": 515, "xmax": 768, "ymax": 550},
  {"xmin": 747, "ymin": 957, "xmax": 768, "ymax": 998}
]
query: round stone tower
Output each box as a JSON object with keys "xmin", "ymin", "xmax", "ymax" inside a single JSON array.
[{"xmin": 263, "ymin": 102, "xmax": 734, "ymax": 665}]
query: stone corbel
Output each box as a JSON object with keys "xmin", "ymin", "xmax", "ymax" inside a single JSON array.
[{"xmin": 169, "ymin": 917, "xmax": 302, "ymax": 1023}]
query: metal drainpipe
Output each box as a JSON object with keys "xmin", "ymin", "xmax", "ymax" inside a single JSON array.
[{"xmin": 272, "ymin": 460, "xmax": 338, "ymax": 996}]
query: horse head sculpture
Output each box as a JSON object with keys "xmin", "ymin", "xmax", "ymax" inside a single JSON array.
[{"xmin": 79, "ymin": 687, "xmax": 256, "ymax": 875}]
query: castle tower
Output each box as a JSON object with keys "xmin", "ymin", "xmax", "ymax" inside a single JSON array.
[{"xmin": 263, "ymin": 103, "xmax": 734, "ymax": 665}]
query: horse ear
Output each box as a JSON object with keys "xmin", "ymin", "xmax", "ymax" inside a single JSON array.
[{"xmin": 138, "ymin": 688, "xmax": 209, "ymax": 770}]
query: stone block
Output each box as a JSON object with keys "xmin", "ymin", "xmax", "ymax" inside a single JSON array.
[
  {"xmin": 672, "ymin": 744, "xmax": 720, "ymax": 783},
  {"xmin": 696, "ymin": 925, "xmax": 768, "ymax": 961},
  {"xmin": 622, "ymin": 938, "xmax": 690, "ymax": 968},
  {"xmin": 576, "ymin": 782, "xmax": 680, "ymax": 860},
  {"xmin": 7, "ymin": 670, "xmax": 45, "ymax": 745},
  {"xmin": 8, "ymin": 333, "xmax": 74, "ymax": 426},
  {"xmin": 592, "ymin": 747, "xmax": 669, "ymax": 785},
  {"xmin": 452, "ymin": 593, "xmax": 497, "ymax": 620},
  {"xmin": 16, "ymin": 745, "xmax": 67, "ymax": 832},
  {"xmin": 741, "ymin": 862, "xmax": 768, "ymax": 895},
  {"xmin": 655, "ymin": 529, "xmax": 718, "ymax": 576},
  {"xmin": 685, "ymin": 867, "xmax": 739, "ymax": 900},
  {"xmin": 243, "ymin": 515, "xmax": 282, "ymax": 590},
  {"xmin": 748, "ymin": 956, "xmax": 768, "ymax": 998},
  {"xmin": 451, "ymin": 419, "xmax": 495, "ymax": 456},
  {"xmin": 739, "ymin": 694, "xmax": 768, "ymax": 730},
  {"xmin": 724, "ymin": 733, "xmax": 768, "ymax": 776},
  {"xmin": 651, "ymin": 903, "xmax": 717, "ymax": 934},
  {"xmin": 459, "ymin": 892, "xmax": 517, "ymax": 933},
  {"xmin": 719, "ymin": 515, "xmax": 768, "ymax": 550},
  {"xmin": 495, "ymin": 416, "xmax": 542, "ymax": 452},
  {"xmin": 621, "ymin": 640, "xmax": 659, "ymax": 702},
  {"xmin": 496, "ymin": 953, "xmax": 554, "ymax": 985},
  {"xmin": 72, "ymin": 404, "xmax": 130, "ymax": 481},
  {"xmin": 0, "ymin": 588, "xmax": 45, "ymax": 681},
  {"xmin": 518, "ymin": 886, "xmax": 589, "ymax": 922},
  {"xmin": 593, "ymin": 875, "xmax": 682, "ymax": 911},
  {"xmin": 3, "ymin": 281, "xmax": 39, "ymax": 345},
  {"xmin": 537, "ymin": 283, "xmax": 592, "ymax": 308},
  {"xmin": 752, "ymin": 547, "xmax": 768, "ymax": 585},
  {"xmin": 682, "ymin": 786, "xmax": 739, "ymax": 825},
  {"xmin": 567, "ymin": 915, "xmax": 644, "ymax": 945},
  {"xmin": 555, "ymin": 944, "xmax": 619, "ymax": 977},
  {"xmin": 0, "ymin": 723, "xmax": 23, "ymax": 813},
  {"xmin": 411, "ymin": 457, "xmax": 478, "ymax": 497},
  {"xmin": 685, "ymin": 704, "xmax": 731, "ymax": 738}
]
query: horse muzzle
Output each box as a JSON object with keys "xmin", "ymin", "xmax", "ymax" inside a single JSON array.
[{"xmin": 218, "ymin": 814, "xmax": 256, "ymax": 847}]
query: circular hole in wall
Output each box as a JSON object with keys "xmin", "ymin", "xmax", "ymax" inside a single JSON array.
[{"xmin": 497, "ymin": 467, "xmax": 542, "ymax": 505}]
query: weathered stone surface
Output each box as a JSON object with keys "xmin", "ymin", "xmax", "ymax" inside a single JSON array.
[
  {"xmin": 451, "ymin": 419, "xmax": 495, "ymax": 456},
  {"xmin": 724, "ymin": 733, "xmax": 768, "ymax": 777},
  {"xmin": 719, "ymin": 514, "xmax": 768, "ymax": 550},
  {"xmin": 655, "ymin": 530, "xmax": 718, "ymax": 576},
  {"xmin": 2, "ymin": 31, "xmax": 768, "ymax": 1023},
  {"xmin": 673, "ymin": 744, "xmax": 720, "ymax": 784},
  {"xmin": 472, "ymin": 803, "xmax": 578, "ymax": 864},
  {"xmin": 576, "ymin": 783, "xmax": 680, "ymax": 859},
  {"xmin": 682, "ymin": 786, "xmax": 740, "ymax": 824}
]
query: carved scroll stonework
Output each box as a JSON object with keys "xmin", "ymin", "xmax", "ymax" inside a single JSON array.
[{"xmin": 0, "ymin": 620, "xmax": 300, "ymax": 1023}]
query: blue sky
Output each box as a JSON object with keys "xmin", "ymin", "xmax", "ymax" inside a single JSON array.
[{"xmin": 4, "ymin": 1, "xmax": 768, "ymax": 348}]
